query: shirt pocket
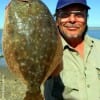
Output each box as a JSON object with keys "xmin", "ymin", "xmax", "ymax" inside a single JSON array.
[
  {"xmin": 62, "ymin": 76, "xmax": 79, "ymax": 100},
  {"xmin": 61, "ymin": 70, "xmax": 79, "ymax": 93}
]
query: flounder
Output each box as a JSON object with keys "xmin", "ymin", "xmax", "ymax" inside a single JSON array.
[{"xmin": 2, "ymin": 0, "xmax": 63, "ymax": 100}]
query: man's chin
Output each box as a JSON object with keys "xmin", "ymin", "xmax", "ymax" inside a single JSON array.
[{"xmin": 66, "ymin": 34, "xmax": 82, "ymax": 39}]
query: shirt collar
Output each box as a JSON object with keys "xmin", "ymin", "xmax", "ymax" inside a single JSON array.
[
  {"xmin": 61, "ymin": 34, "xmax": 94, "ymax": 50},
  {"xmin": 84, "ymin": 35, "xmax": 94, "ymax": 48}
]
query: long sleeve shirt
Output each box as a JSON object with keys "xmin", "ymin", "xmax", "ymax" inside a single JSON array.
[{"xmin": 61, "ymin": 35, "xmax": 100, "ymax": 100}]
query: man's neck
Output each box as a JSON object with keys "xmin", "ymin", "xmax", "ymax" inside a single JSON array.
[{"xmin": 66, "ymin": 38, "xmax": 84, "ymax": 58}]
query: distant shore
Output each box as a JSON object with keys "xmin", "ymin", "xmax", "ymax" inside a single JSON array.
[{"xmin": 88, "ymin": 27, "xmax": 100, "ymax": 30}]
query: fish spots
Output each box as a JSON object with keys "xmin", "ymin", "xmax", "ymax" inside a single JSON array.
[
  {"xmin": 2, "ymin": 0, "xmax": 63, "ymax": 100},
  {"xmin": 20, "ymin": 62, "xmax": 26, "ymax": 67}
]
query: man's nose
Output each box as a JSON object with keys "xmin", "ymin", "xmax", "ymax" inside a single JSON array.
[{"xmin": 68, "ymin": 14, "xmax": 76, "ymax": 23}]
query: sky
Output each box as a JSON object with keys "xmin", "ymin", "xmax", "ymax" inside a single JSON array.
[{"xmin": 0, "ymin": 0, "xmax": 100, "ymax": 29}]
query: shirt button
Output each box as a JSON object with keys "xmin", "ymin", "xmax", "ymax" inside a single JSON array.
[{"xmin": 87, "ymin": 84, "xmax": 90, "ymax": 88}]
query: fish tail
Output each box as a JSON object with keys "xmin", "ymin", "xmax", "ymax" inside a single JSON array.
[{"xmin": 24, "ymin": 85, "xmax": 44, "ymax": 100}]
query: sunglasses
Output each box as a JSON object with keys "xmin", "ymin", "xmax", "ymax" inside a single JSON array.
[{"xmin": 56, "ymin": 10, "xmax": 87, "ymax": 18}]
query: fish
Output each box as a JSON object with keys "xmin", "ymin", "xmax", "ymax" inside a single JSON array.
[{"xmin": 2, "ymin": 0, "xmax": 63, "ymax": 100}]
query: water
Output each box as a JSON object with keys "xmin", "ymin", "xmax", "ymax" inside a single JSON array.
[
  {"xmin": 0, "ymin": 31, "xmax": 2, "ymax": 54},
  {"xmin": 0, "ymin": 30, "xmax": 6, "ymax": 67},
  {"xmin": 0, "ymin": 29, "xmax": 100, "ymax": 67},
  {"xmin": 88, "ymin": 30, "xmax": 100, "ymax": 39}
]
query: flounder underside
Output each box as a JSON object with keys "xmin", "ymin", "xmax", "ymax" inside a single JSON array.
[{"xmin": 2, "ymin": 0, "xmax": 63, "ymax": 100}]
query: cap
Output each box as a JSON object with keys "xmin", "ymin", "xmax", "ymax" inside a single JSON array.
[{"xmin": 56, "ymin": 0, "xmax": 90, "ymax": 10}]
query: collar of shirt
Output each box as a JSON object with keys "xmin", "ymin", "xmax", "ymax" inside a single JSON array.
[{"xmin": 61, "ymin": 34, "xmax": 94, "ymax": 51}]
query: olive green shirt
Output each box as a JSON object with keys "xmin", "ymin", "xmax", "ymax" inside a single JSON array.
[{"xmin": 60, "ymin": 35, "xmax": 100, "ymax": 100}]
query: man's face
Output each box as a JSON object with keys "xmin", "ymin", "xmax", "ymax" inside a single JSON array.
[{"xmin": 56, "ymin": 4, "xmax": 88, "ymax": 39}]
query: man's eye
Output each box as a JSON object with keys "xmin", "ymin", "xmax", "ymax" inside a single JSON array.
[
  {"xmin": 58, "ymin": 12, "xmax": 69, "ymax": 18},
  {"xmin": 61, "ymin": 13, "xmax": 69, "ymax": 18},
  {"xmin": 75, "ymin": 13, "xmax": 85, "ymax": 17}
]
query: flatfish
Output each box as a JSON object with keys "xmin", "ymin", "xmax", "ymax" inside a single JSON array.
[{"xmin": 2, "ymin": 0, "xmax": 63, "ymax": 100}]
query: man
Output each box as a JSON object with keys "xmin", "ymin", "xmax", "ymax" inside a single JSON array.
[{"xmin": 44, "ymin": 0, "xmax": 100, "ymax": 100}]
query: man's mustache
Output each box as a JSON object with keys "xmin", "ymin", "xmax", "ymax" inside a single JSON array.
[{"xmin": 63, "ymin": 23, "xmax": 80, "ymax": 28}]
